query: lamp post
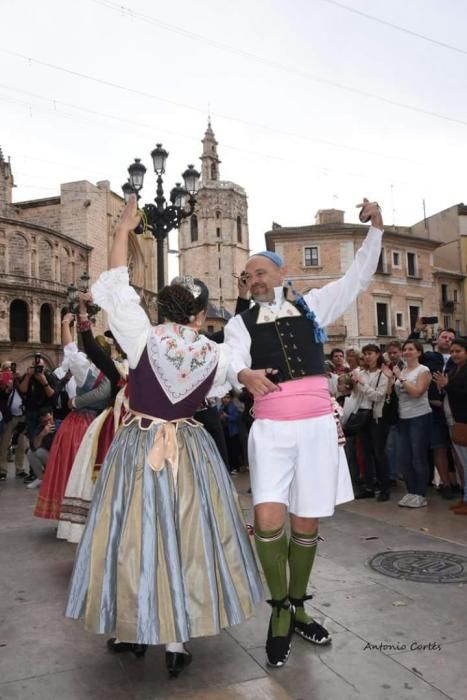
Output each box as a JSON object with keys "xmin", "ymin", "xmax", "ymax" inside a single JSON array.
[
  {"xmin": 122, "ymin": 145, "xmax": 200, "ymax": 290},
  {"xmin": 65, "ymin": 271, "xmax": 100, "ymax": 322}
]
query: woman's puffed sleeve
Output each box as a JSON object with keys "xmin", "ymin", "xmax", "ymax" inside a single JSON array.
[
  {"xmin": 63, "ymin": 342, "xmax": 95, "ymax": 388},
  {"xmin": 206, "ymin": 343, "xmax": 232, "ymax": 399},
  {"xmin": 91, "ymin": 266, "xmax": 151, "ymax": 369}
]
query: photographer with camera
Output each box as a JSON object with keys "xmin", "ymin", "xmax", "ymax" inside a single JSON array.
[
  {"xmin": 18, "ymin": 354, "xmax": 59, "ymax": 443},
  {"xmin": 0, "ymin": 361, "xmax": 27, "ymax": 481},
  {"xmin": 25, "ymin": 407, "xmax": 62, "ymax": 489}
]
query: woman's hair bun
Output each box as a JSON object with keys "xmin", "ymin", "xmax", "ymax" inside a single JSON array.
[
  {"xmin": 157, "ymin": 278, "xmax": 209, "ymax": 325},
  {"xmin": 158, "ymin": 284, "xmax": 196, "ymax": 325}
]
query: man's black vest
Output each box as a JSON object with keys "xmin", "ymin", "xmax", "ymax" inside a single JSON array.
[{"xmin": 240, "ymin": 302, "xmax": 325, "ymax": 382}]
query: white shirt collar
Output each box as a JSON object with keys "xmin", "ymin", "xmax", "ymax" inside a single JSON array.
[{"xmin": 257, "ymin": 286, "xmax": 285, "ymax": 309}]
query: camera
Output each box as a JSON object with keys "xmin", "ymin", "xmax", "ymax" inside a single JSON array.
[
  {"xmin": 11, "ymin": 362, "xmax": 16, "ymax": 374},
  {"xmin": 34, "ymin": 365, "xmax": 44, "ymax": 374},
  {"xmin": 421, "ymin": 316, "xmax": 438, "ymax": 325},
  {"xmin": 232, "ymin": 272, "xmax": 248, "ymax": 285}
]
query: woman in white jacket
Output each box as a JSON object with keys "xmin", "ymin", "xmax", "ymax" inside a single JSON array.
[{"xmin": 351, "ymin": 344, "xmax": 390, "ymax": 501}]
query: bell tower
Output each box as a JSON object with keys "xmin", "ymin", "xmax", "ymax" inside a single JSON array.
[
  {"xmin": 178, "ymin": 122, "xmax": 250, "ymax": 315},
  {"xmin": 0, "ymin": 148, "xmax": 14, "ymax": 214},
  {"xmin": 200, "ymin": 120, "xmax": 221, "ymax": 183}
]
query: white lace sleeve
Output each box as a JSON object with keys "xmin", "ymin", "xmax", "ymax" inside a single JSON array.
[
  {"xmin": 62, "ymin": 342, "xmax": 95, "ymax": 388},
  {"xmin": 91, "ymin": 266, "xmax": 151, "ymax": 369},
  {"xmin": 206, "ymin": 343, "xmax": 232, "ymax": 399}
]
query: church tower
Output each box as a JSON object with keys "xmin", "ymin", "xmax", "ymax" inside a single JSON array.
[
  {"xmin": 178, "ymin": 122, "xmax": 250, "ymax": 314},
  {"xmin": 0, "ymin": 148, "xmax": 14, "ymax": 215}
]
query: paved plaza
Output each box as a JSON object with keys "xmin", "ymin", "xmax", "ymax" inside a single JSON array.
[{"xmin": 1, "ymin": 471, "xmax": 466, "ymax": 700}]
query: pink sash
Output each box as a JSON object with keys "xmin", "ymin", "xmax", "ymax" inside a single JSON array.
[{"xmin": 254, "ymin": 376, "xmax": 332, "ymax": 421}]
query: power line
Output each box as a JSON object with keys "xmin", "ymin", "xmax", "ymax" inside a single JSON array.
[
  {"xmin": 0, "ymin": 93, "xmax": 444, "ymax": 196},
  {"xmin": 0, "ymin": 81, "xmax": 425, "ymax": 167},
  {"xmin": 5, "ymin": 99, "xmax": 416, "ymax": 193},
  {"xmin": 0, "ymin": 91, "xmax": 293, "ymax": 171},
  {"xmin": 82, "ymin": 0, "xmax": 467, "ymax": 128},
  {"xmin": 319, "ymin": 0, "xmax": 467, "ymax": 57}
]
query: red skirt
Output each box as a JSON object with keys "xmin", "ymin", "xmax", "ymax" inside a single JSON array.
[
  {"xmin": 34, "ymin": 410, "xmax": 96, "ymax": 520},
  {"xmin": 93, "ymin": 409, "xmax": 116, "ymax": 479}
]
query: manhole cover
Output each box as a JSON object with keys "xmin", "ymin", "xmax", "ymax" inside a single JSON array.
[{"xmin": 368, "ymin": 550, "xmax": 467, "ymax": 584}]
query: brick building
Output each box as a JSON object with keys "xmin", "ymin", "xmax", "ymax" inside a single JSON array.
[
  {"xmin": 265, "ymin": 208, "xmax": 466, "ymax": 352},
  {"xmin": 0, "ymin": 148, "xmax": 158, "ymax": 370}
]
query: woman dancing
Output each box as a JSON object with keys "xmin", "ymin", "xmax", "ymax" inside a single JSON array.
[
  {"xmin": 65, "ymin": 196, "xmax": 263, "ymax": 678},
  {"xmin": 34, "ymin": 314, "xmax": 112, "ymax": 520}
]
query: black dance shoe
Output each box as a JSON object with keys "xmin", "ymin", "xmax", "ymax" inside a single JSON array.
[
  {"xmin": 289, "ymin": 595, "xmax": 331, "ymax": 645},
  {"xmin": 107, "ymin": 638, "xmax": 147, "ymax": 658},
  {"xmin": 376, "ymin": 491, "xmax": 390, "ymax": 502},
  {"xmin": 165, "ymin": 650, "xmax": 192, "ymax": 678},
  {"xmin": 355, "ymin": 488, "xmax": 375, "ymax": 499},
  {"xmin": 265, "ymin": 597, "xmax": 294, "ymax": 667}
]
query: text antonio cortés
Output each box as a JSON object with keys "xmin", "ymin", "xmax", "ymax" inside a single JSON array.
[{"xmin": 363, "ymin": 641, "xmax": 441, "ymax": 652}]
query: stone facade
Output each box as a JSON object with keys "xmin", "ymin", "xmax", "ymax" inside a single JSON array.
[
  {"xmin": 265, "ymin": 208, "xmax": 463, "ymax": 352},
  {"xmin": 412, "ymin": 203, "xmax": 467, "ymax": 335},
  {"xmin": 0, "ymin": 149, "xmax": 158, "ymax": 371},
  {"xmin": 178, "ymin": 123, "xmax": 250, "ymax": 314}
]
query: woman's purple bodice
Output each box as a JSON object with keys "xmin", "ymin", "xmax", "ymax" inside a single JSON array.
[{"xmin": 128, "ymin": 347, "xmax": 216, "ymax": 420}]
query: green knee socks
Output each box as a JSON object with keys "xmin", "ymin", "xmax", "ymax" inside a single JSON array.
[
  {"xmin": 254, "ymin": 526, "xmax": 291, "ymax": 636},
  {"xmin": 254, "ymin": 526, "xmax": 319, "ymax": 633},
  {"xmin": 288, "ymin": 529, "xmax": 318, "ymax": 624}
]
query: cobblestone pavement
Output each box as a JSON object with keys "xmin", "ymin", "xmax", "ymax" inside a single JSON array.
[{"xmin": 1, "ymin": 469, "xmax": 466, "ymax": 700}]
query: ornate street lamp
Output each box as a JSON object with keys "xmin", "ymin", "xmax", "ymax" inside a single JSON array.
[
  {"xmin": 65, "ymin": 273, "xmax": 100, "ymax": 322},
  {"xmin": 123, "ymin": 145, "xmax": 200, "ymax": 290},
  {"xmin": 78, "ymin": 272, "xmax": 100, "ymax": 321}
]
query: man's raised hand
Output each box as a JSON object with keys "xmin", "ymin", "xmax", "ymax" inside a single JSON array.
[{"xmin": 357, "ymin": 198, "xmax": 383, "ymax": 231}]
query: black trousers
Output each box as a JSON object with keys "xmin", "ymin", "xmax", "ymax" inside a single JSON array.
[
  {"xmin": 194, "ymin": 406, "xmax": 230, "ymax": 470},
  {"xmin": 359, "ymin": 419, "xmax": 390, "ymax": 492}
]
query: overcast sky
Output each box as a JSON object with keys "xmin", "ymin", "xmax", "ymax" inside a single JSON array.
[{"xmin": 2, "ymin": 0, "xmax": 467, "ymax": 272}]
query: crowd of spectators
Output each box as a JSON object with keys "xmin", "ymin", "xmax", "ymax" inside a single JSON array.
[
  {"xmin": 327, "ymin": 325, "xmax": 467, "ymax": 512},
  {"xmin": 0, "ymin": 355, "xmax": 75, "ymax": 488},
  {"xmin": 2, "ymin": 323, "xmax": 466, "ymax": 518}
]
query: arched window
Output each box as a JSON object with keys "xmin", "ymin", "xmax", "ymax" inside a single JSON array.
[
  {"xmin": 40, "ymin": 304, "xmax": 53, "ymax": 344},
  {"xmin": 10, "ymin": 299, "xmax": 29, "ymax": 342},
  {"xmin": 237, "ymin": 216, "xmax": 242, "ymax": 243},
  {"xmin": 210, "ymin": 164, "xmax": 217, "ymax": 180},
  {"xmin": 190, "ymin": 215, "xmax": 198, "ymax": 242}
]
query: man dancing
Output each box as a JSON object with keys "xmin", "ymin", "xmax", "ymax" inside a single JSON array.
[{"xmin": 224, "ymin": 199, "xmax": 383, "ymax": 667}]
